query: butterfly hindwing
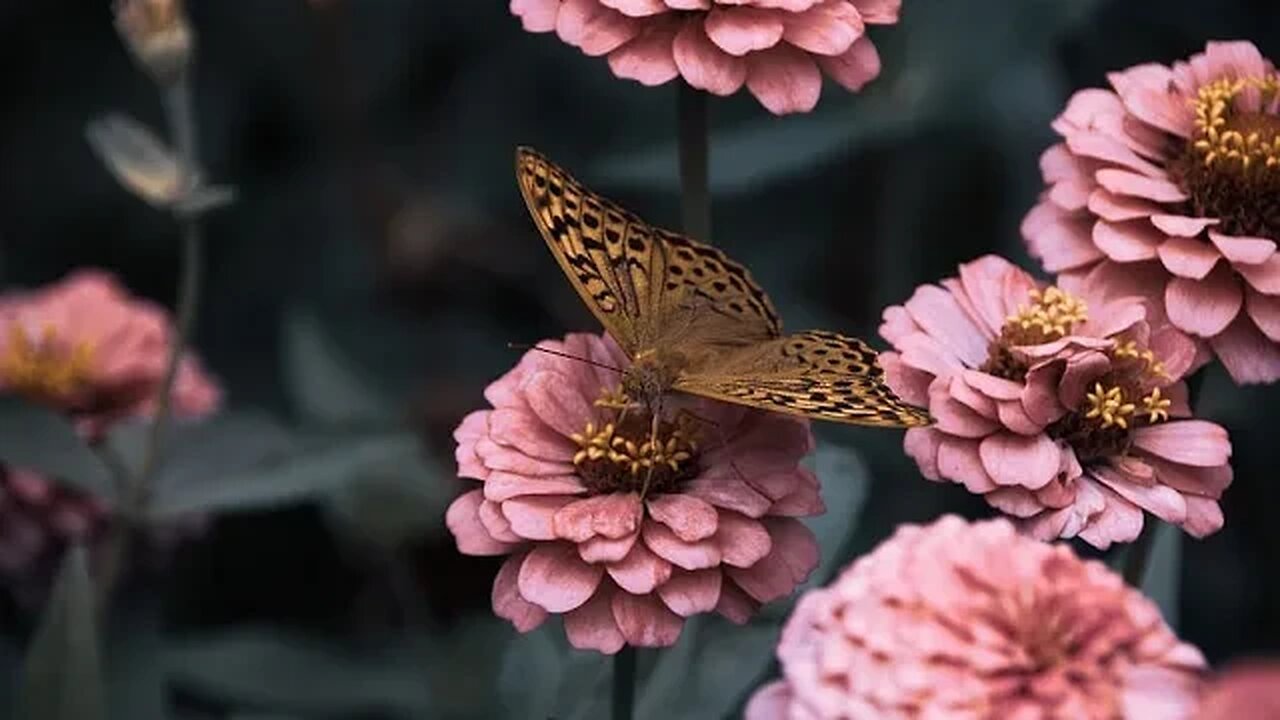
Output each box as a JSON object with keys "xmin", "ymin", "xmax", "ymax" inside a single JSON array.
[{"xmin": 675, "ymin": 331, "xmax": 932, "ymax": 428}]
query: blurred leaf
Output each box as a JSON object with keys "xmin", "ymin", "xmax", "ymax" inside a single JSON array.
[
  {"xmin": 1143, "ymin": 523, "xmax": 1182, "ymax": 629},
  {"xmin": 147, "ymin": 419, "xmax": 431, "ymax": 519},
  {"xmin": 14, "ymin": 545, "xmax": 105, "ymax": 720},
  {"xmin": 165, "ymin": 627, "xmax": 433, "ymax": 719},
  {"xmin": 498, "ymin": 626, "xmax": 609, "ymax": 720},
  {"xmin": 0, "ymin": 397, "xmax": 113, "ymax": 501},
  {"xmin": 282, "ymin": 305, "xmax": 400, "ymax": 426},
  {"xmin": 85, "ymin": 113, "xmax": 183, "ymax": 208},
  {"xmin": 640, "ymin": 617, "xmax": 778, "ymax": 720},
  {"xmin": 322, "ymin": 439, "xmax": 452, "ymax": 547}
]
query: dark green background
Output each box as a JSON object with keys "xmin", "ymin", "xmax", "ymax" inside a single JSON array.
[{"xmin": 0, "ymin": 1, "xmax": 1277, "ymax": 717}]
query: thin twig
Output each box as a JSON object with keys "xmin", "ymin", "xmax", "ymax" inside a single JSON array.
[{"xmin": 95, "ymin": 78, "xmax": 204, "ymax": 614}]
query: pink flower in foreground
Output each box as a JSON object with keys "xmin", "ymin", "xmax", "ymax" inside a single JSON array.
[
  {"xmin": 1022, "ymin": 40, "xmax": 1280, "ymax": 384},
  {"xmin": 1196, "ymin": 661, "xmax": 1280, "ymax": 720},
  {"xmin": 747, "ymin": 515, "xmax": 1207, "ymax": 720},
  {"xmin": 509, "ymin": 0, "xmax": 899, "ymax": 115},
  {"xmin": 446, "ymin": 332, "xmax": 822, "ymax": 653},
  {"xmin": 880, "ymin": 255, "xmax": 1232, "ymax": 549},
  {"xmin": 0, "ymin": 269, "xmax": 221, "ymax": 437}
]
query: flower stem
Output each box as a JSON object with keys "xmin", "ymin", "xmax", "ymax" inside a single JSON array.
[
  {"xmin": 95, "ymin": 78, "xmax": 204, "ymax": 614},
  {"xmin": 677, "ymin": 83, "xmax": 710, "ymax": 240},
  {"xmin": 1122, "ymin": 369, "xmax": 1208, "ymax": 588},
  {"xmin": 612, "ymin": 645, "xmax": 637, "ymax": 720}
]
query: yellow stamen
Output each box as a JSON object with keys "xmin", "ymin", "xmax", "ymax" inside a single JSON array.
[
  {"xmin": 1190, "ymin": 75, "xmax": 1280, "ymax": 173},
  {"xmin": 1142, "ymin": 387, "xmax": 1172, "ymax": 423},
  {"xmin": 1084, "ymin": 383, "xmax": 1136, "ymax": 430},
  {"xmin": 0, "ymin": 325, "xmax": 94, "ymax": 401},
  {"xmin": 1006, "ymin": 286, "xmax": 1089, "ymax": 340}
]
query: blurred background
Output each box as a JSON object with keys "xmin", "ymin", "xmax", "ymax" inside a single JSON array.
[{"xmin": 0, "ymin": 1, "xmax": 1277, "ymax": 718}]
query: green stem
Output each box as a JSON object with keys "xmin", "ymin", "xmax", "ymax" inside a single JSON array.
[
  {"xmin": 677, "ymin": 83, "xmax": 710, "ymax": 241},
  {"xmin": 612, "ymin": 645, "xmax": 636, "ymax": 720},
  {"xmin": 95, "ymin": 78, "xmax": 204, "ymax": 614}
]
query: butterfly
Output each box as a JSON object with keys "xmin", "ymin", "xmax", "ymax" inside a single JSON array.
[{"xmin": 515, "ymin": 146, "xmax": 930, "ymax": 429}]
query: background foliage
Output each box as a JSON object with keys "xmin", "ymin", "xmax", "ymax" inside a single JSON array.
[{"xmin": 0, "ymin": 1, "xmax": 1277, "ymax": 718}]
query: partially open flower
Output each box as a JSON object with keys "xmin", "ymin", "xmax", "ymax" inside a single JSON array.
[
  {"xmin": 0, "ymin": 270, "xmax": 221, "ymax": 438},
  {"xmin": 1022, "ymin": 40, "xmax": 1280, "ymax": 384},
  {"xmin": 446, "ymin": 332, "xmax": 822, "ymax": 653},
  {"xmin": 509, "ymin": 0, "xmax": 899, "ymax": 115},
  {"xmin": 747, "ymin": 516, "xmax": 1206, "ymax": 719},
  {"xmin": 114, "ymin": 0, "xmax": 193, "ymax": 85},
  {"xmin": 880, "ymin": 255, "xmax": 1231, "ymax": 549}
]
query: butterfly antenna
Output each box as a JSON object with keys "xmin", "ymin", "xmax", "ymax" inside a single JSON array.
[{"xmin": 507, "ymin": 342, "xmax": 624, "ymax": 373}]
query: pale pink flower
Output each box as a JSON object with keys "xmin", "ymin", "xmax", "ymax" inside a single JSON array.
[
  {"xmin": 509, "ymin": 0, "xmax": 899, "ymax": 115},
  {"xmin": 445, "ymin": 332, "xmax": 822, "ymax": 653},
  {"xmin": 879, "ymin": 255, "xmax": 1232, "ymax": 549},
  {"xmin": 1196, "ymin": 661, "xmax": 1280, "ymax": 720},
  {"xmin": 1022, "ymin": 40, "xmax": 1280, "ymax": 384},
  {"xmin": 747, "ymin": 515, "xmax": 1207, "ymax": 720},
  {"xmin": 0, "ymin": 269, "xmax": 221, "ymax": 437}
]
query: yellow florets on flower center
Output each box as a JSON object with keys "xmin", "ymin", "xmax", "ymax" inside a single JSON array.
[
  {"xmin": 1173, "ymin": 74, "xmax": 1280, "ymax": 238},
  {"xmin": 570, "ymin": 388, "xmax": 700, "ymax": 497},
  {"xmin": 0, "ymin": 324, "xmax": 94, "ymax": 403},
  {"xmin": 1046, "ymin": 337, "xmax": 1175, "ymax": 462},
  {"xmin": 982, "ymin": 287, "xmax": 1088, "ymax": 380}
]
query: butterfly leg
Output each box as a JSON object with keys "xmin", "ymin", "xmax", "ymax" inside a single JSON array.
[{"xmin": 639, "ymin": 399, "xmax": 662, "ymax": 499}]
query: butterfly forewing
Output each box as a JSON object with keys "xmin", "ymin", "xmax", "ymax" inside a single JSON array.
[
  {"xmin": 516, "ymin": 147, "xmax": 780, "ymax": 353},
  {"xmin": 516, "ymin": 147, "xmax": 930, "ymax": 430},
  {"xmin": 675, "ymin": 331, "xmax": 932, "ymax": 428}
]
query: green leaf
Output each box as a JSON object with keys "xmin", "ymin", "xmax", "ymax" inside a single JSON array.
[
  {"xmin": 164, "ymin": 627, "xmax": 434, "ymax": 719},
  {"xmin": 322, "ymin": 437, "xmax": 453, "ymax": 547},
  {"xmin": 14, "ymin": 545, "xmax": 105, "ymax": 720},
  {"xmin": 0, "ymin": 397, "xmax": 113, "ymax": 501},
  {"xmin": 147, "ymin": 419, "xmax": 431, "ymax": 520},
  {"xmin": 281, "ymin": 305, "xmax": 400, "ymax": 425},
  {"xmin": 498, "ymin": 627, "xmax": 609, "ymax": 720}
]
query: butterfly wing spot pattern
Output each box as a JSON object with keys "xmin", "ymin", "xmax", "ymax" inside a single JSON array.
[{"xmin": 515, "ymin": 146, "xmax": 932, "ymax": 430}]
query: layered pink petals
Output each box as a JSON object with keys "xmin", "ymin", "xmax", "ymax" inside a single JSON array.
[
  {"xmin": 510, "ymin": 0, "xmax": 900, "ymax": 114},
  {"xmin": 1021, "ymin": 40, "xmax": 1280, "ymax": 384},
  {"xmin": 446, "ymin": 333, "xmax": 822, "ymax": 652},
  {"xmin": 0, "ymin": 269, "xmax": 221, "ymax": 437},
  {"xmin": 747, "ymin": 516, "xmax": 1206, "ymax": 720},
  {"xmin": 880, "ymin": 256, "xmax": 1233, "ymax": 548}
]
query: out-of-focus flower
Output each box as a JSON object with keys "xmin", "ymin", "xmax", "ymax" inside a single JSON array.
[
  {"xmin": 747, "ymin": 515, "xmax": 1206, "ymax": 720},
  {"xmin": 446, "ymin": 332, "xmax": 822, "ymax": 653},
  {"xmin": 114, "ymin": 0, "xmax": 193, "ymax": 85},
  {"xmin": 0, "ymin": 269, "xmax": 221, "ymax": 438},
  {"xmin": 879, "ymin": 255, "xmax": 1231, "ymax": 549},
  {"xmin": 509, "ymin": 0, "xmax": 899, "ymax": 115},
  {"xmin": 0, "ymin": 467, "xmax": 205, "ymax": 607},
  {"xmin": 1196, "ymin": 660, "xmax": 1280, "ymax": 720},
  {"xmin": 1022, "ymin": 40, "xmax": 1280, "ymax": 384}
]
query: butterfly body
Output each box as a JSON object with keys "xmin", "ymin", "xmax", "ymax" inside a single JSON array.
[{"xmin": 516, "ymin": 146, "xmax": 931, "ymax": 430}]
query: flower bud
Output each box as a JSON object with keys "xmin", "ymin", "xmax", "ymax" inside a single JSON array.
[{"xmin": 114, "ymin": 0, "xmax": 193, "ymax": 86}]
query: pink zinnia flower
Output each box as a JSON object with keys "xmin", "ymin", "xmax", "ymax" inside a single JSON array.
[
  {"xmin": 0, "ymin": 269, "xmax": 221, "ymax": 437},
  {"xmin": 1196, "ymin": 660, "xmax": 1280, "ymax": 720},
  {"xmin": 509, "ymin": 0, "xmax": 899, "ymax": 115},
  {"xmin": 879, "ymin": 255, "xmax": 1232, "ymax": 549},
  {"xmin": 746, "ymin": 515, "xmax": 1207, "ymax": 720},
  {"xmin": 1022, "ymin": 40, "xmax": 1280, "ymax": 384},
  {"xmin": 445, "ymin": 332, "xmax": 822, "ymax": 653}
]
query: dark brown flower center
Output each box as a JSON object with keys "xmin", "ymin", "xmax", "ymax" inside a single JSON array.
[
  {"xmin": 1170, "ymin": 75, "xmax": 1280, "ymax": 239},
  {"xmin": 570, "ymin": 388, "xmax": 700, "ymax": 496}
]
